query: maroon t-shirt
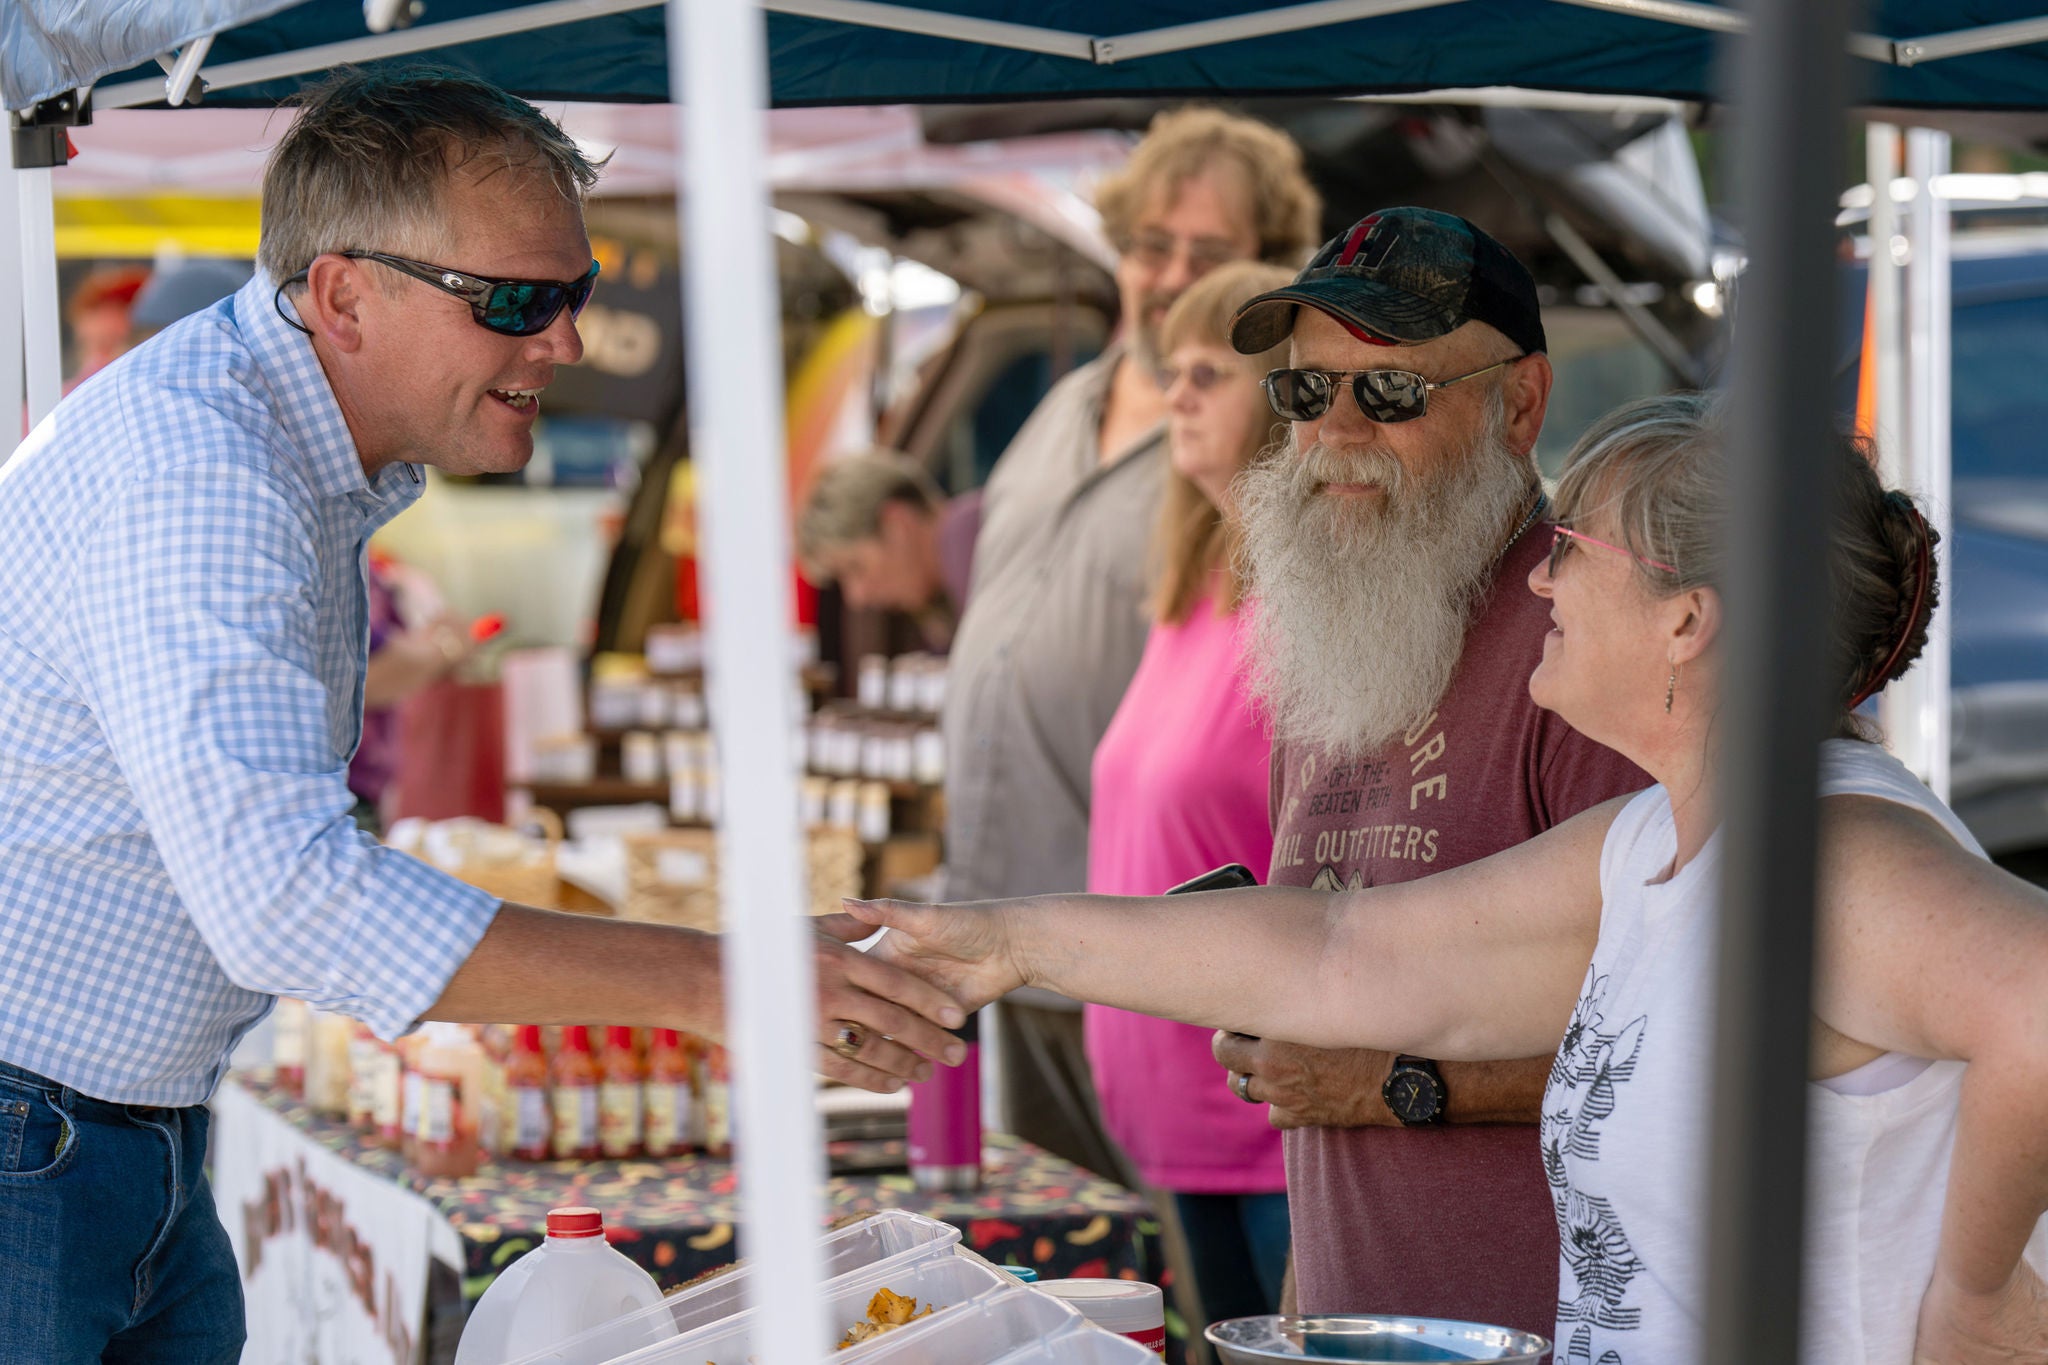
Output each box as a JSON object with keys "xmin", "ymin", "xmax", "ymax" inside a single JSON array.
[{"xmin": 1267, "ymin": 524, "xmax": 1648, "ymax": 1334}]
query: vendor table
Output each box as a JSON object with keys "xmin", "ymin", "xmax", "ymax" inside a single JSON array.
[{"xmin": 211, "ymin": 1070, "xmax": 1171, "ymax": 1365}]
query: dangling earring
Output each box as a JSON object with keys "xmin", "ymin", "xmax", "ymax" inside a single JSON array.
[{"xmin": 1664, "ymin": 666, "xmax": 1679, "ymax": 714}]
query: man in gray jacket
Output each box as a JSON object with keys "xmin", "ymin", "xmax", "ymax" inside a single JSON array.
[{"xmin": 942, "ymin": 107, "xmax": 1321, "ymax": 1176}]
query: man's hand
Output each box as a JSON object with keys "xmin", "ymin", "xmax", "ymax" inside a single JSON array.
[
  {"xmin": 1211, "ymin": 1033, "xmax": 1555, "ymax": 1128},
  {"xmin": 810, "ymin": 919, "xmax": 971, "ymax": 1093},
  {"xmin": 1212, "ymin": 1032, "xmax": 1398, "ymax": 1129},
  {"xmin": 1914, "ymin": 1260, "xmax": 2048, "ymax": 1364},
  {"xmin": 832, "ymin": 898, "xmax": 1028, "ymax": 1013}
]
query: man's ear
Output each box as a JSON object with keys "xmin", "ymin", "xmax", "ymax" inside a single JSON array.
[
  {"xmin": 1669, "ymin": 585, "xmax": 1721, "ymax": 667},
  {"xmin": 1501, "ymin": 352, "xmax": 1554, "ymax": 459},
  {"xmin": 298, "ymin": 254, "xmax": 369, "ymax": 353}
]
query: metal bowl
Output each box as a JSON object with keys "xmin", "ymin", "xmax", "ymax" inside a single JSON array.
[{"xmin": 1206, "ymin": 1315, "xmax": 1552, "ymax": 1364}]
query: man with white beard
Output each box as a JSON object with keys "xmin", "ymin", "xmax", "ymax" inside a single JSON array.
[{"xmin": 1213, "ymin": 208, "xmax": 1648, "ymax": 1334}]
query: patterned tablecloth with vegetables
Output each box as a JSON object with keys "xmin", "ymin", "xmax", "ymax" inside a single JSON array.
[{"xmin": 222, "ymin": 1071, "xmax": 1177, "ymax": 1359}]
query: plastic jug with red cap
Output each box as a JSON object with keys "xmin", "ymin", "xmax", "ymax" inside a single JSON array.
[{"xmin": 453, "ymin": 1206, "xmax": 672, "ymax": 1365}]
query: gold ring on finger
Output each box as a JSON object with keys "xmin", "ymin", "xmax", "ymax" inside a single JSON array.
[{"xmin": 828, "ymin": 1020, "xmax": 867, "ymax": 1060}]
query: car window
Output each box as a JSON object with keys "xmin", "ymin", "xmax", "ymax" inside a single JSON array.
[{"xmin": 1953, "ymin": 292, "xmax": 2048, "ymax": 481}]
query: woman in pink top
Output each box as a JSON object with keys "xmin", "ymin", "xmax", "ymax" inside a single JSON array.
[{"xmin": 1086, "ymin": 261, "xmax": 1296, "ymax": 1327}]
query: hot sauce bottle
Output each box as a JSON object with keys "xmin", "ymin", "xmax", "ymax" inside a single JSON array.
[
  {"xmin": 550, "ymin": 1026, "xmax": 602, "ymax": 1161},
  {"xmin": 507, "ymin": 1025, "xmax": 553, "ymax": 1162},
  {"xmin": 598, "ymin": 1026, "xmax": 645, "ymax": 1160},
  {"xmin": 700, "ymin": 1041, "xmax": 734, "ymax": 1159},
  {"xmin": 643, "ymin": 1029, "xmax": 696, "ymax": 1158}
]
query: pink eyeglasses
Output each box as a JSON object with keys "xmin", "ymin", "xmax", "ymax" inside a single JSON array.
[{"xmin": 1548, "ymin": 525, "xmax": 1677, "ymax": 577}]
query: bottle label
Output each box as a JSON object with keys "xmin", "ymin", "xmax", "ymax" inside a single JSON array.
[
  {"xmin": 1125, "ymin": 1327, "xmax": 1167, "ymax": 1357},
  {"xmin": 346, "ymin": 1037, "xmax": 379, "ymax": 1124},
  {"xmin": 704, "ymin": 1080, "xmax": 733, "ymax": 1151},
  {"xmin": 369, "ymin": 1053, "xmax": 403, "ymax": 1131},
  {"xmin": 644, "ymin": 1082, "xmax": 693, "ymax": 1154},
  {"xmin": 419, "ymin": 1078, "xmax": 455, "ymax": 1144},
  {"xmin": 552, "ymin": 1087, "xmax": 598, "ymax": 1155},
  {"xmin": 401, "ymin": 1070, "xmax": 423, "ymax": 1137},
  {"xmin": 599, "ymin": 1081, "xmax": 642, "ymax": 1156},
  {"xmin": 512, "ymin": 1086, "xmax": 549, "ymax": 1152},
  {"xmin": 272, "ymin": 1003, "xmax": 307, "ymax": 1069}
]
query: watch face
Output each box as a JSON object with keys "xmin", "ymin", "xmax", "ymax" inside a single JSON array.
[{"xmin": 1386, "ymin": 1068, "xmax": 1440, "ymax": 1123}]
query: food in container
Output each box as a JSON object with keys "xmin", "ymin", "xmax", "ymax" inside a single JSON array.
[{"xmin": 837, "ymin": 1287, "xmax": 937, "ymax": 1349}]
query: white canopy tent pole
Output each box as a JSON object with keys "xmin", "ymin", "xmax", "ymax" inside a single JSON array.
[
  {"xmin": 19, "ymin": 164, "xmax": 62, "ymax": 428},
  {"xmin": 670, "ymin": 3, "xmax": 832, "ymax": 1364},
  {"xmin": 1904, "ymin": 127, "xmax": 1954, "ymax": 802},
  {"xmin": 0, "ymin": 143, "xmax": 24, "ymax": 454},
  {"xmin": 1869, "ymin": 123, "xmax": 1923, "ymax": 773}
]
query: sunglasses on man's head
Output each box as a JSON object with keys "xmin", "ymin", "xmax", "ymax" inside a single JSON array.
[
  {"xmin": 336, "ymin": 251, "xmax": 600, "ymax": 337},
  {"xmin": 1261, "ymin": 356, "xmax": 1521, "ymax": 424},
  {"xmin": 1154, "ymin": 359, "xmax": 1242, "ymax": 392}
]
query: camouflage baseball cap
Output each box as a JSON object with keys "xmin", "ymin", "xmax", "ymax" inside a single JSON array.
[{"xmin": 1229, "ymin": 207, "xmax": 1546, "ymax": 357}]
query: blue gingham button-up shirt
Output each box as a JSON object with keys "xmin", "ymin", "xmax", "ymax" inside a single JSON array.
[{"xmin": 0, "ymin": 275, "xmax": 501, "ymax": 1106}]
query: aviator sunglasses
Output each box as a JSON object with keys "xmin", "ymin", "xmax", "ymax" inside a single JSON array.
[
  {"xmin": 1262, "ymin": 355, "xmax": 1521, "ymax": 424},
  {"xmin": 1154, "ymin": 358, "xmax": 1242, "ymax": 392},
  {"xmin": 281, "ymin": 251, "xmax": 601, "ymax": 337}
]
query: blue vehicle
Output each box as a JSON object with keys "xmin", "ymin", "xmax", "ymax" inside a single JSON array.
[{"xmin": 1843, "ymin": 229, "xmax": 2048, "ymax": 862}]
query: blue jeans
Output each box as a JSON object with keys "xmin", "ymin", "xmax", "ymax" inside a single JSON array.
[
  {"xmin": 0, "ymin": 1061, "xmax": 244, "ymax": 1364},
  {"xmin": 1171, "ymin": 1190, "xmax": 1293, "ymax": 1325}
]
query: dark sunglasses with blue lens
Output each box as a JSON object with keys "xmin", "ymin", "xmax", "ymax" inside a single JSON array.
[{"xmin": 280, "ymin": 251, "xmax": 601, "ymax": 338}]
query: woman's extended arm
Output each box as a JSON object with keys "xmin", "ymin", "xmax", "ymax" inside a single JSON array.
[
  {"xmin": 847, "ymin": 794, "xmax": 1625, "ymax": 1061},
  {"xmin": 1813, "ymin": 797, "xmax": 2048, "ymax": 1358}
]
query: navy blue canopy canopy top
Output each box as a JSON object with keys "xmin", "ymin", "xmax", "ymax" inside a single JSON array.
[{"xmin": 9, "ymin": 0, "xmax": 2048, "ymax": 115}]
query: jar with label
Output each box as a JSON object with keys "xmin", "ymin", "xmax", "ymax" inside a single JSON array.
[
  {"xmin": 369, "ymin": 1037, "xmax": 404, "ymax": 1150},
  {"xmin": 913, "ymin": 728, "xmax": 945, "ymax": 785},
  {"xmin": 621, "ymin": 731, "xmax": 663, "ymax": 785},
  {"xmin": 304, "ymin": 1010, "xmax": 355, "ymax": 1117},
  {"xmin": 799, "ymin": 774, "xmax": 831, "ymax": 828},
  {"xmin": 859, "ymin": 728, "xmax": 889, "ymax": 779},
  {"xmin": 887, "ymin": 655, "xmax": 924, "ymax": 714},
  {"xmin": 827, "ymin": 779, "xmax": 862, "ymax": 832},
  {"xmin": 1037, "ymin": 1281, "xmax": 1166, "ymax": 1357},
  {"xmin": 857, "ymin": 782, "xmax": 892, "ymax": 844},
  {"xmin": 272, "ymin": 998, "xmax": 308, "ymax": 1095},
  {"xmin": 550, "ymin": 1026, "xmax": 602, "ymax": 1161},
  {"xmin": 673, "ymin": 689, "xmax": 707, "ymax": 731},
  {"xmin": 857, "ymin": 654, "xmax": 889, "ymax": 710},
  {"xmin": 643, "ymin": 1029, "xmax": 696, "ymax": 1158},
  {"xmin": 700, "ymin": 1043, "xmax": 734, "ymax": 1159},
  {"xmin": 598, "ymin": 1027, "xmax": 644, "ymax": 1160},
  {"xmin": 415, "ymin": 1024, "xmax": 482, "ymax": 1179},
  {"xmin": 884, "ymin": 725, "xmax": 915, "ymax": 782},
  {"xmin": 918, "ymin": 661, "xmax": 948, "ymax": 715},
  {"xmin": 507, "ymin": 1025, "xmax": 553, "ymax": 1162}
]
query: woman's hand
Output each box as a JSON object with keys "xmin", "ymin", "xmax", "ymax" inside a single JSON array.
[
  {"xmin": 1914, "ymin": 1260, "xmax": 2048, "ymax": 1363},
  {"xmin": 831, "ymin": 898, "xmax": 1028, "ymax": 1014}
]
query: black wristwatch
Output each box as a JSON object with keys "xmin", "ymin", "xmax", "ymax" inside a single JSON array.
[{"xmin": 1381, "ymin": 1055, "xmax": 1447, "ymax": 1126}]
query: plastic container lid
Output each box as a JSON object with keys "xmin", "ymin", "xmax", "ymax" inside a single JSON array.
[
  {"xmin": 1037, "ymin": 1280, "xmax": 1164, "ymax": 1334},
  {"xmin": 1002, "ymin": 1266, "xmax": 1039, "ymax": 1283},
  {"xmin": 547, "ymin": 1207, "xmax": 605, "ymax": 1239}
]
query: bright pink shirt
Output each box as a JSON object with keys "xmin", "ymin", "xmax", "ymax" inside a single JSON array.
[{"xmin": 1083, "ymin": 589, "xmax": 1283, "ymax": 1194}]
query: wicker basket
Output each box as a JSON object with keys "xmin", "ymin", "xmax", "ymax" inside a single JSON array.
[
  {"xmin": 427, "ymin": 809, "xmax": 613, "ymax": 916},
  {"xmin": 619, "ymin": 826, "xmax": 864, "ymax": 931}
]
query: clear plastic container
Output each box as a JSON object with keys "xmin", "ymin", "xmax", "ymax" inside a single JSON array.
[
  {"xmin": 500, "ymin": 1211, "xmax": 963, "ymax": 1365},
  {"xmin": 986, "ymin": 1319, "xmax": 1165, "ymax": 1365},
  {"xmin": 613, "ymin": 1248, "xmax": 1020, "ymax": 1365}
]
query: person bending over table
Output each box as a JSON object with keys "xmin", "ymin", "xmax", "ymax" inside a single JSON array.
[
  {"xmin": 0, "ymin": 67, "xmax": 963, "ymax": 1365},
  {"xmin": 848, "ymin": 392, "xmax": 2048, "ymax": 1365}
]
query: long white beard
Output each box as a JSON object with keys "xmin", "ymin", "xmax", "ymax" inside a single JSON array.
[{"xmin": 1234, "ymin": 395, "xmax": 1536, "ymax": 756}]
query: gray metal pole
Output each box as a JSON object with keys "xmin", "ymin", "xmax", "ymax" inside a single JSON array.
[{"xmin": 1704, "ymin": 0, "xmax": 1855, "ymax": 1360}]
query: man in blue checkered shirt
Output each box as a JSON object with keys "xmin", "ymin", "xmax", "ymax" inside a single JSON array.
[{"xmin": 0, "ymin": 68, "xmax": 966, "ymax": 1362}]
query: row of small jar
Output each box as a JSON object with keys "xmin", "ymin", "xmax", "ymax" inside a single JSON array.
[
  {"xmin": 855, "ymin": 653, "xmax": 949, "ymax": 716},
  {"xmin": 642, "ymin": 624, "xmax": 819, "ymax": 677},
  {"xmin": 807, "ymin": 715, "xmax": 944, "ymax": 785}
]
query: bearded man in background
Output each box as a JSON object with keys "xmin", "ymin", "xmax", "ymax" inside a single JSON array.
[{"xmin": 1215, "ymin": 208, "xmax": 1649, "ymax": 1334}]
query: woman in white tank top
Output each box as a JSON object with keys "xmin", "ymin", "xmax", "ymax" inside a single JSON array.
[{"xmin": 850, "ymin": 393, "xmax": 2048, "ymax": 1363}]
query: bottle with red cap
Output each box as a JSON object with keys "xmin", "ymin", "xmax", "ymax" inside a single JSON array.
[
  {"xmin": 506, "ymin": 1025, "xmax": 552, "ymax": 1162},
  {"xmin": 643, "ymin": 1029, "xmax": 696, "ymax": 1158},
  {"xmin": 451, "ymin": 1206, "xmax": 672, "ymax": 1365},
  {"xmin": 598, "ymin": 1027, "xmax": 644, "ymax": 1160},
  {"xmin": 551, "ymin": 1026, "xmax": 602, "ymax": 1160}
]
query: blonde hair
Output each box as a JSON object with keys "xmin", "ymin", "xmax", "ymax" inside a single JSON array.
[
  {"xmin": 260, "ymin": 66, "xmax": 601, "ymax": 290},
  {"xmin": 1149, "ymin": 261, "xmax": 1296, "ymax": 624},
  {"xmin": 795, "ymin": 449, "xmax": 943, "ymax": 584},
  {"xmin": 1095, "ymin": 108, "xmax": 1322, "ymax": 267},
  {"xmin": 1553, "ymin": 391, "xmax": 1940, "ymax": 730}
]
